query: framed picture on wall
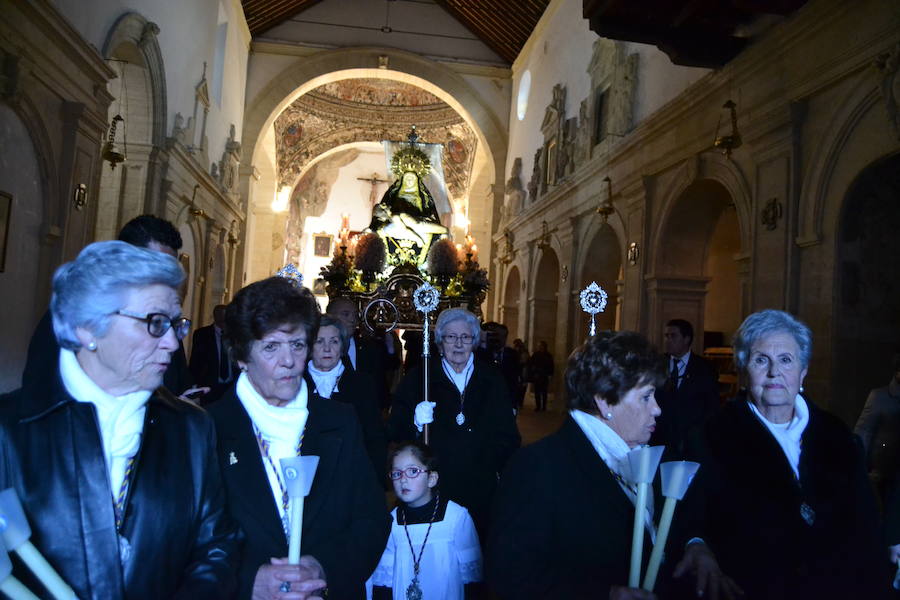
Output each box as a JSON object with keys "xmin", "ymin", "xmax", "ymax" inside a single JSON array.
[
  {"xmin": 0, "ymin": 192, "xmax": 11, "ymax": 273},
  {"xmin": 313, "ymin": 234, "xmax": 332, "ymax": 257}
]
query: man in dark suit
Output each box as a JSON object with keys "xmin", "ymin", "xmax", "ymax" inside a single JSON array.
[
  {"xmin": 477, "ymin": 322, "xmax": 522, "ymax": 411},
  {"xmin": 651, "ymin": 319, "xmax": 719, "ymax": 459},
  {"xmin": 189, "ymin": 304, "xmax": 235, "ymax": 403},
  {"xmin": 22, "ymin": 215, "xmax": 196, "ymax": 396}
]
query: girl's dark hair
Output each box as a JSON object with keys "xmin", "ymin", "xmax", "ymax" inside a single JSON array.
[
  {"xmin": 389, "ymin": 440, "xmax": 438, "ymax": 473},
  {"xmin": 225, "ymin": 277, "xmax": 320, "ymax": 363},
  {"xmin": 565, "ymin": 330, "xmax": 667, "ymax": 412}
]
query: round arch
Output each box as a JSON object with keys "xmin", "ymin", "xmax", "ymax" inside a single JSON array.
[
  {"xmin": 242, "ymin": 47, "xmax": 506, "ymax": 207},
  {"xmin": 648, "ymin": 152, "xmax": 752, "ymax": 272}
]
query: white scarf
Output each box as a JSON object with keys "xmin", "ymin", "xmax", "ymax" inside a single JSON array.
[
  {"xmin": 442, "ymin": 354, "xmax": 475, "ymax": 393},
  {"xmin": 748, "ymin": 394, "xmax": 809, "ymax": 479},
  {"xmin": 570, "ymin": 409, "xmax": 656, "ymax": 541},
  {"xmin": 59, "ymin": 349, "xmax": 150, "ymax": 498},
  {"xmin": 307, "ymin": 360, "xmax": 345, "ymax": 399},
  {"xmin": 236, "ymin": 372, "xmax": 309, "ymax": 522}
]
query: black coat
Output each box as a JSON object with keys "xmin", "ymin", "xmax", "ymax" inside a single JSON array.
[
  {"xmin": 209, "ymin": 388, "xmax": 390, "ymax": 600},
  {"xmin": 388, "ymin": 358, "xmax": 521, "ymax": 535},
  {"xmin": 305, "ymin": 359, "xmax": 388, "ymax": 485},
  {"xmin": 0, "ymin": 372, "xmax": 241, "ymax": 599},
  {"xmin": 488, "ymin": 416, "xmax": 661, "ymax": 599},
  {"xmin": 651, "ymin": 353, "xmax": 719, "ymax": 459},
  {"xmin": 675, "ymin": 397, "xmax": 888, "ymax": 600}
]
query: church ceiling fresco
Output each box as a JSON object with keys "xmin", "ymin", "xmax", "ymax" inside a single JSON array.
[{"xmin": 274, "ymin": 78, "xmax": 478, "ymax": 199}]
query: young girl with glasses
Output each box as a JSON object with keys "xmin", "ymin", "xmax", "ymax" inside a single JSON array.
[{"xmin": 370, "ymin": 441, "xmax": 483, "ymax": 599}]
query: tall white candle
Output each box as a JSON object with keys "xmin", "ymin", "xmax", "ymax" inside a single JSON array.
[
  {"xmin": 0, "ymin": 575, "xmax": 40, "ymax": 600},
  {"xmin": 288, "ymin": 497, "xmax": 304, "ymax": 565},
  {"xmin": 16, "ymin": 541, "xmax": 76, "ymax": 600}
]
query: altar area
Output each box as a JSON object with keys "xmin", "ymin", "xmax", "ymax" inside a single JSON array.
[{"xmin": 313, "ymin": 128, "xmax": 489, "ymax": 331}]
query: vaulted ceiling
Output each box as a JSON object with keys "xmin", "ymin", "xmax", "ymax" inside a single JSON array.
[{"xmin": 240, "ymin": 0, "xmax": 550, "ymax": 64}]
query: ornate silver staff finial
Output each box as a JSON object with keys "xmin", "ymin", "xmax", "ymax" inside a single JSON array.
[
  {"xmin": 414, "ymin": 282, "xmax": 440, "ymax": 445},
  {"xmin": 579, "ymin": 281, "xmax": 608, "ymax": 336},
  {"xmin": 276, "ymin": 264, "xmax": 303, "ymax": 287}
]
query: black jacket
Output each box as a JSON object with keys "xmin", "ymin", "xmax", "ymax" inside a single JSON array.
[
  {"xmin": 651, "ymin": 352, "xmax": 719, "ymax": 459},
  {"xmin": 0, "ymin": 372, "xmax": 241, "ymax": 599},
  {"xmin": 488, "ymin": 416, "xmax": 661, "ymax": 599},
  {"xmin": 388, "ymin": 358, "xmax": 521, "ymax": 535},
  {"xmin": 305, "ymin": 358, "xmax": 388, "ymax": 485},
  {"xmin": 675, "ymin": 397, "xmax": 887, "ymax": 600},
  {"xmin": 209, "ymin": 388, "xmax": 390, "ymax": 600}
]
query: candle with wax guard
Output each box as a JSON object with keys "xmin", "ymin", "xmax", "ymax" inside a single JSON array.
[
  {"xmin": 642, "ymin": 461, "xmax": 700, "ymax": 591},
  {"xmin": 0, "ymin": 489, "xmax": 76, "ymax": 600},
  {"xmin": 0, "ymin": 547, "xmax": 39, "ymax": 600},
  {"xmin": 280, "ymin": 456, "xmax": 320, "ymax": 565},
  {"xmin": 625, "ymin": 446, "xmax": 665, "ymax": 588}
]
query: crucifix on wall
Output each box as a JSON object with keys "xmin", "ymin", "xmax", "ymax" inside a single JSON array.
[{"xmin": 357, "ymin": 172, "xmax": 390, "ymax": 206}]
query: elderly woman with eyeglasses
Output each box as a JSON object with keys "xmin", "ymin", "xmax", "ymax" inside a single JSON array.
[
  {"xmin": 671, "ymin": 310, "xmax": 886, "ymax": 600},
  {"xmin": 208, "ymin": 277, "xmax": 389, "ymax": 600},
  {"xmin": 388, "ymin": 307, "xmax": 521, "ymax": 540},
  {"xmin": 0, "ymin": 241, "xmax": 240, "ymax": 599}
]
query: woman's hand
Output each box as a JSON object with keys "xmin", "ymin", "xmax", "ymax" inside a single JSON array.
[
  {"xmin": 674, "ymin": 542, "xmax": 744, "ymax": 600},
  {"xmin": 251, "ymin": 556, "xmax": 327, "ymax": 600},
  {"xmin": 609, "ymin": 585, "xmax": 657, "ymax": 600}
]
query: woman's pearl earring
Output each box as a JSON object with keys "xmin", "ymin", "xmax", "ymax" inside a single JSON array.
[
  {"xmin": 605, "ymin": 412, "xmax": 613, "ymax": 420},
  {"xmin": 87, "ymin": 341, "xmax": 97, "ymax": 351}
]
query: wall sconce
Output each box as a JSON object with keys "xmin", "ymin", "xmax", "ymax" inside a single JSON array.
[
  {"xmin": 713, "ymin": 99, "xmax": 742, "ymax": 159},
  {"xmin": 537, "ymin": 220, "xmax": 556, "ymax": 250},
  {"xmin": 102, "ymin": 115, "xmax": 126, "ymax": 170},
  {"xmin": 597, "ymin": 176, "xmax": 614, "ymax": 224}
]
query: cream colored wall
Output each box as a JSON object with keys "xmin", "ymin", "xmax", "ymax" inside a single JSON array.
[
  {"xmin": 506, "ymin": 0, "xmax": 709, "ymax": 185},
  {"xmin": 50, "ymin": 0, "xmax": 250, "ymax": 164}
]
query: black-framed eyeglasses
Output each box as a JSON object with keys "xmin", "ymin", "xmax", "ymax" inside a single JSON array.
[
  {"xmin": 443, "ymin": 334, "xmax": 475, "ymax": 345},
  {"xmin": 114, "ymin": 310, "xmax": 192, "ymax": 340},
  {"xmin": 388, "ymin": 466, "xmax": 429, "ymax": 481}
]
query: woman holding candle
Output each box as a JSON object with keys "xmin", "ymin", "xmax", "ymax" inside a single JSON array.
[
  {"xmin": 0, "ymin": 241, "xmax": 240, "ymax": 599},
  {"xmin": 388, "ymin": 308, "xmax": 521, "ymax": 541},
  {"xmin": 673, "ymin": 310, "xmax": 886, "ymax": 600},
  {"xmin": 208, "ymin": 277, "xmax": 390, "ymax": 599},
  {"xmin": 488, "ymin": 331, "xmax": 673, "ymax": 600},
  {"xmin": 305, "ymin": 314, "xmax": 388, "ymax": 483}
]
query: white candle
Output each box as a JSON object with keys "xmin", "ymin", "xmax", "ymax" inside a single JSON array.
[
  {"xmin": 642, "ymin": 496, "xmax": 676, "ymax": 591},
  {"xmin": 0, "ymin": 575, "xmax": 40, "ymax": 600},
  {"xmin": 629, "ymin": 481, "xmax": 649, "ymax": 588},
  {"xmin": 16, "ymin": 541, "xmax": 76, "ymax": 600},
  {"xmin": 288, "ymin": 497, "xmax": 304, "ymax": 565}
]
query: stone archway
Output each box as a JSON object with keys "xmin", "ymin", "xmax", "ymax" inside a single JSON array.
[
  {"xmin": 648, "ymin": 179, "xmax": 743, "ymax": 352},
  {"xmin": 97, "ymin": 13, "xmax": 167, "ymax": 239},
  {"xmin": 239, "ymin": 48, "xmax": 507, "ymax": 300},
  {"xmin": 501, "ymin": 266, "xmax": 521, "ymax": 341},
  {"xmin": 530, "ymin": 249, "xmax": 560, "ymax": 354},
  {"xmin": 833, "ymin": 153, "xmax": 900, "ymax": 426}
]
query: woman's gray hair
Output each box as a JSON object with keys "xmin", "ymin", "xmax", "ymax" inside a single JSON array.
[
  {"xmin": 434, "ymin": 308, "xmax": 481, "ymax": 346},
  {"xmin": 51, "ymin": 240, "xmax": 184, "ymax": 350},
  {"xmin": 733, "ymin": 309, "xmax": 812, "ymax": 371},
  {"xmin": 316, "ymin": 315, "xmax": 349, "ymax": 353}
]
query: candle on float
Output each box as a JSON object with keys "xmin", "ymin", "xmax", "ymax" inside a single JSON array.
[
  {"xmin": 625, "ymin": 446, "xmax": 665, "ymax": 588},
  {"xmin": 642, "ymin": 461, "xmax": 700, "ymax": 592}
]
